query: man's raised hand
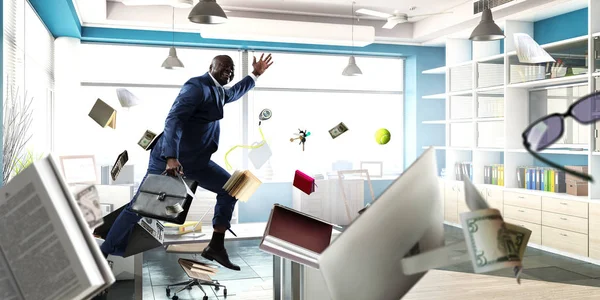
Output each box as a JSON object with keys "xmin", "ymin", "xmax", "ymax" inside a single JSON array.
[{"xmin": 252, "ymin": 53, "xmax": 273, "ymax": 76}]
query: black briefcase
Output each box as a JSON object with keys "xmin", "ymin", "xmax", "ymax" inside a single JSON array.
[{"xmin": 131, "ymin": 174, "xmax": 198, "ymax": 224}]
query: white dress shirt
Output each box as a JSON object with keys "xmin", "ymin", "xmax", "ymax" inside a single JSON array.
[{"xmin": 208, "ymin": 73, "xmax": 258, "ymax": 105}]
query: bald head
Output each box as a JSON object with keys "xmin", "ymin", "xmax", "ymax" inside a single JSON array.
[{"xmin": 209, "ymin": 55, "xmax": 235, "ymax": 86}]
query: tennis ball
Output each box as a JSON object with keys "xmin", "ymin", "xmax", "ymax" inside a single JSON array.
[{"xmin": 375, "ymin": 128, "xmax": 391, "ymax": 145}]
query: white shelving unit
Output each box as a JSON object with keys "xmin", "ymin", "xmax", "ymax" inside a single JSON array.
[{"xmin": 423, "ymin": 1, "xmax": 600, "ymax": 264}]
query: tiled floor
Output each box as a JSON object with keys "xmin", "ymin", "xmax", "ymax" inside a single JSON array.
[{"xmin": 106, "ymin": 225, "xmax": 600, "ymax": 299}]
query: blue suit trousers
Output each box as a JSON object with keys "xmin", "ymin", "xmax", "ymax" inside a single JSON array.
[{"xmin": 100, "ymin": 157, "xmax": 237, "ymax": 257}]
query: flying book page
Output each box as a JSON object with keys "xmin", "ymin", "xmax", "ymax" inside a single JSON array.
[
  {"xmin": 116, "ymin": 88, "xmax": 141, "ymax": 108},
  {"xmin": 0, "ymin": 154, "xmax": 114, "ymax": 300}
]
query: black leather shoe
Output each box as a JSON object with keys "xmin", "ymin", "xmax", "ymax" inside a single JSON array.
[{"xmin": 201, "ymin": 246, "xmax": 241, "ymax": 271}]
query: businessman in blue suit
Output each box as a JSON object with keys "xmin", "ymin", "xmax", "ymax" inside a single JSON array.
[{"xmin": 100, "ymin": 53, "xmax": 274, "ymax": 271}]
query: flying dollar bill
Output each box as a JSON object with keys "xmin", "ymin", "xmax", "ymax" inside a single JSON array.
[
  {"xmin": 138, "ymin": 130, "xmax": 157, "ymax": 150},
  {"xmin": 75, "ymin": 185, "xmax": 104, "ymax": 230},
  {"xmin": 329, "ymin": 122, "xmax": 349, "ymax": 139},
  {"xmin": 460, "ymin": 208, "xmax": 531, "ymax": 283}
]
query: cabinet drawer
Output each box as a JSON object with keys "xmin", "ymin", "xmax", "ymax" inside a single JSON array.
[
  {"xmin": 445, "ymin": 198, "xmax": 458, "ymax": 224},
  {"xmin": 541, "ymin": 211, "xmax": 588, "ymax": 234},
  {"xmin": 504, "ymin": 217, "xmax": 541, "ymax": 245},
  {"xmin": 589, "ymin": 203, "xmax": 600, "ymax": 260},
  {"xmin": 542, "ymin": 197, "xmax": 588, "ymax": 218},
  {"xmin": 542, "ymin": 226, "xmax": 588, "ymax": 257},
  {"xmin": 504, "ymin": 205, "xmax": 541, "ymax": 224},
  {"xmin": 504, "ymin": 191, "xmax": 541, "ymax": 210}
]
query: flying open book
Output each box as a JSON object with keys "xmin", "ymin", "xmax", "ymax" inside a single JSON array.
[
  {"xmin": 222, "ymin": 170, "xmax": 262, "ymax": 202},
  {"xmin": 0, "ymin": 154, "xmax": 115, "ymax": 300}
]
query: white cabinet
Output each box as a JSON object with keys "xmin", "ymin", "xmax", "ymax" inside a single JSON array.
[{"xmin": 292, "ymin": 179, "xmax": 365, "ymax": 225}]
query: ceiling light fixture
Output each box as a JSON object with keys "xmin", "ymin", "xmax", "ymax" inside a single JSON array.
[
  {"xmin": 162, "ymin": 7, "xmax": 184, "ymax": 69},
  {"xmin": 343, "ymin": 2, "xmax": 362, "ymax": 76},
  {"xmin": 469, "ymin": 5, "xmax": 505, "ymax": 41},
  {"xmin": 188, "ymin": 0, "xmax": 228, "ymax": 24}
]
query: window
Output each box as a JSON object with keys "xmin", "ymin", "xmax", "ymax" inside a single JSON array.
[
  {"xmin": 3, "ymin": 0, "xmax": 55, "ymax": 157},
  {"xmin": 71, "ymin": 44, "xmax": 243, "ymax": 183},
  {"xmin": 58, "ymin": 44, "xmax": 403, "ymax": 185},
  {"xmin": 247, "ymin": 90, "xmax": 403, "ymax": 181},
  {"xmin": 244, "ymin": 51, "xmax": 404, "ymax": 181}
]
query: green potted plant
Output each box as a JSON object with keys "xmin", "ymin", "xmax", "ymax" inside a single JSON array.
[{"xmin": 2, "ymin": 82, "xmax": 34, "ymax": 184}]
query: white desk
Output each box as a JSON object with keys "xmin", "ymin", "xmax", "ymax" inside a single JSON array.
[{"xmin": 137, "ymin": 221, "xmax": 337, "ymax": 300}]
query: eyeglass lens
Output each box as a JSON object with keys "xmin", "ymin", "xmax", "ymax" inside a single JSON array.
[
  {"xmin": 525, "ymin": 115, "xmax": 563, "ymax": 151},
  {"xmin": 571, "ymin": 92, "xmax": 600, "ymax": 123}
]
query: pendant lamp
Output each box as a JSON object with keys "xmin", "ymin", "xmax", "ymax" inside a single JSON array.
[
  {"xmin": 188, "ymin": 0, "xmax": 228, "ymax": 24},
  {"xmin": 343, "ymin": 2, "xmax": 362, "ymax": 76},
  {"xmin": 162, "ymin": 8, "xmax": 184, "ymax": 69},
  {"xmin": 469, "ymin": 7, "xmax": 505, "ymax": 41}
]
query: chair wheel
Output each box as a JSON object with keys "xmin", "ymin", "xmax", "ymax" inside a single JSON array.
[
  {"xmin": 172, "ymin": 296, "xmax": 178, "ymax": 300},
  {"xmin": 187, "ymin": 286, "xmax": 192, "ymax": 290},
  {"xmin": 166, "ymin": 288, "xmax": 170, "ymax": 296},
  {"xmin": 215, "ymin": 286, "xmax": 220, "ymax": 291},
  {"xmin": 224, "ymin": 288, "xmax": 228, "ymax": 297},
  {"xmin": 203, "ymin": 296, "xmax": 208, "ymax": 300}
]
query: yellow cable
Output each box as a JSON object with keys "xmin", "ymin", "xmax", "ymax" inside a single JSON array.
[{"xmin": 224, "ymin": 127, "xmax": 267, "ymax": 171}]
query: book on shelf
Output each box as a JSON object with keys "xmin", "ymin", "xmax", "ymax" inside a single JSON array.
[
  {"xmin": 0, "ymin": 154, "xmax": 115, "ymax": 300},
  {"xmin": 222, "ymin": 170, "xmax": 262, "ymax": 202},
  {"xmin": 483, "ymin": 164, "xmax": 503, "ymax": 186},
  {"xmin": 519, "ymin": 166, "xmax": 566, "ymax": 193},
  {"xmin": 454, "ymin": 162, "xmax": 472, "ymax": 181}
]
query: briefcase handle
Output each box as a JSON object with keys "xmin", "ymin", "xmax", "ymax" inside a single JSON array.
[{"xmin": 160, "ymin": 171, "xmax": 196, "ymax": 199}]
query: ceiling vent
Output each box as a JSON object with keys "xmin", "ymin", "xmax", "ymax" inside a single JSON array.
[{"xmin": 473, "ymin": 0, "xmax": 514, "ymax": 14}]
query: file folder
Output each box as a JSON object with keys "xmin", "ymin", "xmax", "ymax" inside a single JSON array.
[{"xmin": 516, "ymin": 166, "xmax": 525, "ymax": 188}]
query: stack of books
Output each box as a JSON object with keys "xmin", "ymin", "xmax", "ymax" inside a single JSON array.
[
  {"xmin": 454, "ymin": 162, "xmax": 472, "ymax": 181},
  {"xmin": 516, "ymin": 166, "xmax": 566, "ymax": 193},
  {"xmin": 223, "ymin": 170, "xmax": 262, "ymax": 202},
  {"xmin": 483, "ymin": 164, "xmax": 504, "ymax": 186}
]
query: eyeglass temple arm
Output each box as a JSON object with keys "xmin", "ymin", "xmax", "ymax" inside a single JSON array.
[{"xmin": 526, "ymin": 149, "xmax": 594, "ymax": 183}]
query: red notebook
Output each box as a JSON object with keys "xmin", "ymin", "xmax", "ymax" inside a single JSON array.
[{"xmin": 293, "ymin": 170, "xmax": 316, "ymax": 195}]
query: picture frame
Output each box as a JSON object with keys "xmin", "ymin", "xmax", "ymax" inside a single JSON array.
[
  {"xmin": 360, "ymin": 161, "xmax": 383, "ymax": 178},
  {"xmin": 59, "ymin": 155, "xmax": 98, "ymax": 185}
]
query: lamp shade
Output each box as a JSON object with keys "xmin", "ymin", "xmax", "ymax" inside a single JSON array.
[
  {"xmin": 188, "ymin": 0, "xmax": 228, "ymax": 24},
  {"xmin": 469, "ymin": 8, "xmax": 505, "ymax": 41},
  {"xmin": 162, "ymin": 47, "xmax": 184, "ymax": 69},
  {"xmin": 342, "ymin": 56, "xmax": 362, "ymax": 76}
]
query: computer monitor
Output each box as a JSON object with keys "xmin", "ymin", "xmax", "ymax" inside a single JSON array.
[{"xmin": 318, "ymin": 147, "xmax": 444, "ymax": 300}]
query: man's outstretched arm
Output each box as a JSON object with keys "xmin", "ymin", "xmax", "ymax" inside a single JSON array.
[{"xmin": 225, "ymin": 53, "xmax": 273, "ymax": 104}]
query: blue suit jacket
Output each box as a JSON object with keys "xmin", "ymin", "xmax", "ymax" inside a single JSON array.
[{"xmin": 153, "ymin": 72, "xmax": 255, "ymax": 171}]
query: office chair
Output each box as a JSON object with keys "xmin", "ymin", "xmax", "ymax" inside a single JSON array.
[{"xmin": 166, "ymin": 258, "xmax": 228, "ymax": 300}]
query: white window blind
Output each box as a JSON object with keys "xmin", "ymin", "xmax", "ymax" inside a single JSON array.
[{"xmin": 3, "ymin": 0, "xmax": 55, "ymax": 153}]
